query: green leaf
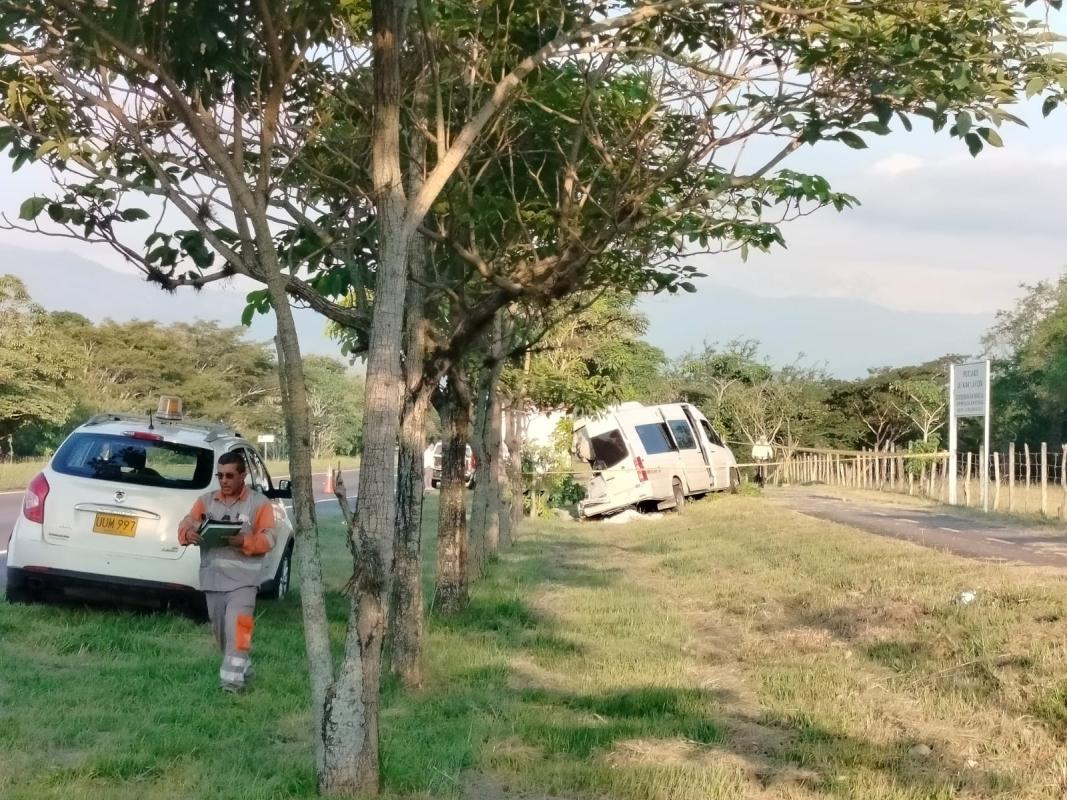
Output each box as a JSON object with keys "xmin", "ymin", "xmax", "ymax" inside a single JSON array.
[
  {"xmin": 1026, "ymin": 76, "xmax": 1047, "ymax": 98},
  {"xmin": 835, "ymin": 131, "xmax": 868, "ymax": 149},
  {"xmin": 1043, "ymin": 96, "xmax": 1058, "ymax": 117},
  {"xmin": 679, "ymin": 282, "xmax": 696, "ymax": 293},
  {"xmin": 120, "ymin": 208, "xmax": 150, "ymax": 221},
  {"xmin": 955, "ymin": 111, "xmax": 971, "ymax": 136},
  {"xmin": 240, "ymin": 303, "xmax": 255, "ymax": 327},
  {"xmin": 965, "ymin": 132, "xmax": 983, "ymax": 157},
  {"xmin": 18, "ymin": 196, "xmax": 48, "ymax": 221},
  {"xmin": 978, "ymin": 127, "xmax": 1003, "ymax": 147},
  {"xmin": 35, "ymin": 140, "xmax": 58, "ymax": 159}
]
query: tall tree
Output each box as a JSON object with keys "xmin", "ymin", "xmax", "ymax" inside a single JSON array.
[
  {"xmin": 0, "ymin": 275, "xmax": 78, "ymax": 455},
  {"xmin": 984, "ymin": 274, "xmax": 1067, "ymax": 445},
  {"xmin": 5, "ymin": 1, "xmax": 1067, "ymax": 795}
]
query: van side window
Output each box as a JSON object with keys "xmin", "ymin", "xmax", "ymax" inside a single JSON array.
[
  {"xmin": 634, "ymin": 423, "xmax": 677, "ymax": 455},
  {"xmin": 700, "ymin": 420, "xmax": 724, "ymax": 447},
  {"xmin": 590, "ymin": 430, "xmax": 628, "ymax": 470},
  {"xmin": 667, "ymin": 420, "xmax": 697, "ymax": 450}
]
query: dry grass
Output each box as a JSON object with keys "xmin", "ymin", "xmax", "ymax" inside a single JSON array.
[
  {"xmin": 480, "ymin": 496, "xmax": 1067, "ymax": 799},
  {"xmin": 0, "ymin": 461, "xmax": 46, "ymax": 492},
  {"xmin": 3, "ymin": 494, "xmax": 1066, "ymax": 799}
]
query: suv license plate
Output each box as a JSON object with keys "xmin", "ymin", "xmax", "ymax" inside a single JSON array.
[{"xmin": 93, "ymin": 513, "xmax": 137, "ymax": 537}]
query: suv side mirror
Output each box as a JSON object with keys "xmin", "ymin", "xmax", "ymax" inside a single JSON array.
[{"xmin": 267, "ymin": 479, "xmax": 292, "ymax": 500}]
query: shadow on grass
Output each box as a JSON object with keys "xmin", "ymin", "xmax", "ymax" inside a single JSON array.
[{"xmin": 377, "ymin": 526, "xmax": 1016, "ymax": 799}]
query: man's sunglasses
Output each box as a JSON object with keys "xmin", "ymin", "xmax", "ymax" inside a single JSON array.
[{"xmin": 216, "ymin": 472, "xmax": 241, "ymax": 480}]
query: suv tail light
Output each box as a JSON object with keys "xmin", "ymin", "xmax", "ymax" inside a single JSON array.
[
  {"xmin": 634, "ymin": 457, "xmax": 648, "ymax": 483},
  {"xmin": 23, "ymin": 472, "xmax": 49, "ymax": 524}
]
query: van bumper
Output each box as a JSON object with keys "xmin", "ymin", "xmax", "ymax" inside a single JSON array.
[{"xmin": 579, "ymin": 488, "xmax": 655, "ymax": 518}]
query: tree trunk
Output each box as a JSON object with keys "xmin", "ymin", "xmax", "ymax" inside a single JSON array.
[
  {"xmin": 505, "ymin": 399, "xmax": 524, "ymax": 540},
  {"xmin": 469, "ymin": 315, "xmax": 505, "ymax": 573},
  {"xmin": 434, "ymin": 369, "xmax": 471, "ymax": 613},
  {"xmin": 485, "ymin": 374, "xmax": 505, "ymax": 552},
  {"xmin": 267, "ymin": 277, "xmax": 332, "ymax": 781},
  {"xmin": 320, "ymin": 0, "xmax": 414, "ymax": 792},
  {"xmin": 387, "ymin": 44, "xmax": 433, "ymax": 690},
  {"xmin": 390, "ymin": 388, "xmax": 429, "ymax": 687},
  {"xmin": 388, "ymin": 289, "xmax": 431, "ymax": 687}
]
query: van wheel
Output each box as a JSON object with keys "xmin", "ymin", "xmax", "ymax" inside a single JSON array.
[
  {"xmin": 729, "ymin": 468, "xmax": 741, "ymax": 493},
  {"xmin": 672, "ymin": 479, "xmax": 685, "ymax": 512},
  {"xmin": 264, "ymin": 543, "xmax": 293, "ymax": 601}
]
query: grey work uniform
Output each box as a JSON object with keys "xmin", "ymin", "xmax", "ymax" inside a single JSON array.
[{"xmin": 186, "ymin": 486, "xmax": 276, "ymax": 690}]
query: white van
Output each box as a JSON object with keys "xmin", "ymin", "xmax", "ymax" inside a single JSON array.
[{"xmin": 572, "ymin": 402, "xmax": 738, "ymax": 518}]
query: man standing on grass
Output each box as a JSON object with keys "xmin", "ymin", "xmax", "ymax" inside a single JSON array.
[
  {"xmin": 178, "ymin": 451, "xmax": 275, "ymax": 694},
  {"xmin": 751, "ymin": 436, "xmax": 774, "ymax": 488}
]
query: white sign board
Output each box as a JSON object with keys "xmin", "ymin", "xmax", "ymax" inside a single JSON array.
[
  {"xmin": 952, "ymin": 361, "xmax": 988, "ymax": 418},
  {"xmin": 257, "ymin": 434, "xmax": 276, "ymax": 444}
]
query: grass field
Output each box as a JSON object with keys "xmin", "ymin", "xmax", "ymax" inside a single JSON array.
[
  {"xmin": 0, "ymin": 457, "xmax": 359, "ymax": 492},
  {"xmin": 0, "ymin": 461, "xmax": 46, "ymax": 493},
  {"xmin": 2, "ymin": 495, "xmax": 1067, "ymax": 799}
]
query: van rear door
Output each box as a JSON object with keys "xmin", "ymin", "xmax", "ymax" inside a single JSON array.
[{"xmin": 575, "ymin": 425, "xmax": 642, "ymax": 507}]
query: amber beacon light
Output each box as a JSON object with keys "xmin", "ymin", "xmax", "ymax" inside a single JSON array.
[{"xmin": 156, "ymin": 395, "xmax": 184, "ymax": 421}]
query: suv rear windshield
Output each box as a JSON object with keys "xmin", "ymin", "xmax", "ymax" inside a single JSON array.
[
  {"xmin": 52, "ymin": 433, "xmax": 214, "ymax": 490},
  {"xmin": 589, "ymin": 429, "xmax": 629, "ymax": 470}
]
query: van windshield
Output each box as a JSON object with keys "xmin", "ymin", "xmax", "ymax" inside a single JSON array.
[
  {"xmin": 589, "ymin": 430, "xmax": 628, "ymax": 470},
  {"xmin": 52, "ymin": 433, "xmax": 214, "ymax": 490}
]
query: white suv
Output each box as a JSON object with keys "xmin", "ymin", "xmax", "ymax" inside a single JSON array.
[{"xmin": 5, "ymin": 406, "xmax": 295, "ymax": 609}]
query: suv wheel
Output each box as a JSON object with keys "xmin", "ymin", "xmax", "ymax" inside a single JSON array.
[
  {"xmin": 264, "ymin": 543, "xmax": 293, "ymax": 601},
  {"xmin": 5, "ymin": 568, "xmax": 37, "ymax": 605}
]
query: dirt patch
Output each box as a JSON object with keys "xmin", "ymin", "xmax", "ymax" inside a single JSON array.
[{"xmin": 462, "ymin": 772, "xmax": 572, "ymax": 800}]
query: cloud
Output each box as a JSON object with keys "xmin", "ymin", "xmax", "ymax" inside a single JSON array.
[
  {"xmin": 676, "ymin": 141, "xmax": 1067, "ymax": 319},
  {"xmin": 869, "ymin": 153, "xmax": 923, "ymax": 176}
]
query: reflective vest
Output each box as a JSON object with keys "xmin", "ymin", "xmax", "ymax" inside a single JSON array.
[{"xmin": 182, "ymin": 486, "xmax": 276, "ymax": 592}]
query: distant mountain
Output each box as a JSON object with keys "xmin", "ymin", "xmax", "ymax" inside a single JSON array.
[
  {"xmin": 639, "ymin": 284, "xmax": 992, "ymax": 378},
  {"xmin": 4, "ymin": 244, "xmax": 341, "ymax": 357},
  {"xmin": 5, "ymin": 243, "xmax": 992, "ymax": 378}
]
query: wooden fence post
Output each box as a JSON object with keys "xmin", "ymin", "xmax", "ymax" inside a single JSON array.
[
  {"xmin": 1041, "ymin": 442, "xmax": 1049, "ymax": 517},
  {"xmin": 1008, "ymin": 441, "xmax": 1016, "ymax": 513},
  {"xmin": 1061, "ymin": 445, "xmax": 1067, "ymax": 521},
  {"xmin": 1024, "ymin": 443, "xmax": 1032, "ymax": 512},
  {"xmin": 993, "ymin": 453, "xmax": 1001, "ymax": 511},
  {"xmin": 964, "ymin": 452, "xmax": 972, "ymax": 507}
]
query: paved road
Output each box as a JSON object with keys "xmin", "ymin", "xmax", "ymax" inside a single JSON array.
[
  {"xmin": 771, "ymin": 487, "xmax": 1067, "ymax": 569},
  {"xmin": 0, "ymin": 470, "xmax": 359, "ymax": 591}
]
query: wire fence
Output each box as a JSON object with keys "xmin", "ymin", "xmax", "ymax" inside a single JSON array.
[{"xmin": 762, "ymin": 442, "xmax": 1067, "ymax": 519}]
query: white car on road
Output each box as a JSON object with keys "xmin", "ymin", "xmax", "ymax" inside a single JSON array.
[{"xmin": 5, "ymin": 402, "xmax": 294, "ymax": 609}]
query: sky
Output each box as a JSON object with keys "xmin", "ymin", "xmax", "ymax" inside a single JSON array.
[{"xmin": 3, "ymin": 56, "xmax": 1067, "ymax": 376}]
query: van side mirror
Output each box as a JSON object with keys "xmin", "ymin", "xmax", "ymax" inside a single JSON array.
[{"xmin": 267, "ymin": 479, "xmax": 292, "ymax": 500}]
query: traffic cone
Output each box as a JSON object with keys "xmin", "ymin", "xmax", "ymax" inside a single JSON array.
[{"xmin": 324, "ymin": 469, "xmax": 335, "ymax": 495}]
